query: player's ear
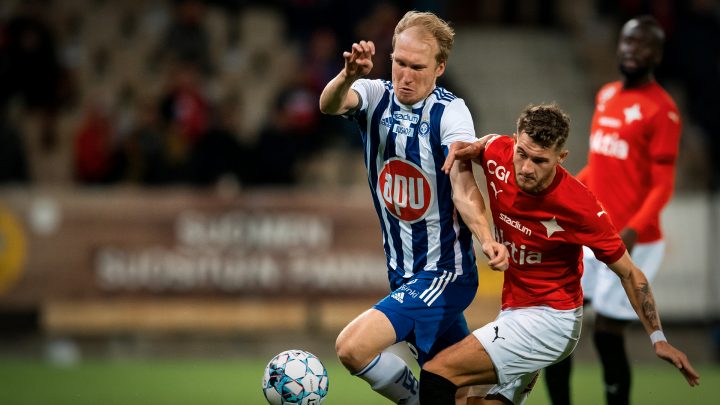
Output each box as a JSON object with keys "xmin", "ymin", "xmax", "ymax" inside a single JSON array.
[
  {"xmin": 435, "ymin": 60, "xmax": 446, "ymax": 77},
  {"xmin": 558, "ymin": 149, "xmax": 569, "ymax": 164}
]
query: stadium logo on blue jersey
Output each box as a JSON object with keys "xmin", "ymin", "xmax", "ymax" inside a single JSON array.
[
  {"xmin": 393, "ymin": 111, "xmax": 420, "ymax": 124},
  {"xmin": 418, "ymin": 121, "xmax": 430, "ymax": 136}
]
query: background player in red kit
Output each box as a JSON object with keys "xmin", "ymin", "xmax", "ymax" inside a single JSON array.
[
  {"xmin": 417, "ymin": 104, "xmax": 699, "ymax": 405},
  {"xmin": 544, "ymin": 16, "xmax": 682, "ymax": 405}
]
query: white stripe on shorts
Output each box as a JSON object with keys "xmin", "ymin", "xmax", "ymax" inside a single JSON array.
[{"xmin": 419, "ymin": 271, "xmax": 457, "ymax": 306}]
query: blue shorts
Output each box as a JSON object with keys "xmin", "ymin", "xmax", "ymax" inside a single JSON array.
[{"xmin": 374, "ymin": 269, "xmax": 477, "ymax": 366}]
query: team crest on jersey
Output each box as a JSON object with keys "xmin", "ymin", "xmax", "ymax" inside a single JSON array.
[
  {"xmin": 418, "ymin": 121, "xmax": 430, "ymax": 136},
  {"xmin": 378, "ymin": 158, "xmax": 434, "ymax": 223},
  {"xmin": 380, "ymin": 117, "xmax": 393, "ymax": 129}
]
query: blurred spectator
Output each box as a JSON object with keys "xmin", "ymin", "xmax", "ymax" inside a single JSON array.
[
  {"xmin": 250, "ymin": 83, "xmax": 320, "ymax": 185},
  {"xmin": 157, "ymin": 0, "xmax": 213, "ymax": 75},
  {"xmin": 189, "ymin": 94, "xmax": 250, "ymax": 186},
  {"xmin": 72, "ymin": 94, "xmax": 118, "ymax": 184},
  {"xmin": 0, "ymin": 0, "xmax": 70, "ymax": 151},
  {"xmin": 157, "ymin": 61, "xmax": 210, "ymax": 183},
  {"xmin": 120, "ymin": 97, "xmax": 167, "ymax": 185},
  {"xmin": 0, "ymin": 113, "xmax": 29, "ymax": 184},
  {"xmin": 302, "ymin": 27, "xmax": 342, "ymax": 95},
  {"xmin": 160, "ymin": 62, "xmax": 209, "ymax": 143}
]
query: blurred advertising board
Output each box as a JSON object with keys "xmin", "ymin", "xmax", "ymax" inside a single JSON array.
[{"xmin": 0, "ymin": 188, "xmax": 397, "ymax": 308}]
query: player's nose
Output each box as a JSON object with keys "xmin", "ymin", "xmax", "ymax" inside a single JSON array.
[
  {"xmin": 399, "ymin": 68, "xmax": 413, "ymax": 83},
  {"xmin": 520, "ymin": 160, "xmax": 534, "ymax": 174}
]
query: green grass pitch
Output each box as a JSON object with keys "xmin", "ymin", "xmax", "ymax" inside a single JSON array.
[{"xmin": 0, "ymin": 358, "xmax": 716, "ymax": 404}]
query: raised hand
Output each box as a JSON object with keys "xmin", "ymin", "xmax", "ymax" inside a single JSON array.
[
  {"xmin": 654, "ymin": 341, "xmax": 700, "ymax": 387},
  {"xmin": 442, "ymin": 141, "xmax": 482, "ymax": 174},
  {"xmin": 343, "ymin": 40, "xmax": 375, "ymax": 80}
]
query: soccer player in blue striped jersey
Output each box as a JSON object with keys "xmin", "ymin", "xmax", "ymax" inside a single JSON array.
[{"xmin": 320, "ymin": 10, "xmax": 509, "ymax": 405}]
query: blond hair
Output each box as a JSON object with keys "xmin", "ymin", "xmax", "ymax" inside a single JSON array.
[{"xmin": 392, "ymin": 11, "xmax": 454, "ymax": 64}]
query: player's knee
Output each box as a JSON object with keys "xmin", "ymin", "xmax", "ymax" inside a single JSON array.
[{"xmin": 335, "ymin": 333, "xmax": 364, "ymax": 372}]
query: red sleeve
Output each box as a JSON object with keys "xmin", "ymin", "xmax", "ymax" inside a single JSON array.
[
  {"xmin": 573, "ymin": 187, "xmax": 626, "ymax": 264},
  {"xmin": 479, "ymin": 134, "xmax": 507, "ymax": 164},
  {"xmin": 585, "ymin": 214, "xmax": 626, "ymax": 264},
  {"xmin": 648, "ymin": 107, "xmax": 681, "ymax": 163},
  {"xmin": 626, "ymin": 106, "xmax": 681, "ymax": 232},
  {"xmin": 626, "ymin": 160, "xmax": 675, "ymax": 232}
]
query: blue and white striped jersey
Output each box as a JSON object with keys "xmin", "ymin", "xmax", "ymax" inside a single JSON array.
[{"xmin": 349, "ymin": 79, "xmax": 478, "ymax": 278}]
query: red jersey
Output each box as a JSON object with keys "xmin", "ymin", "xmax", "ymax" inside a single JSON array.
[
  {"xmin": 577, "ymin": 81, "xmax": 681, "ymax": 243},
  {"xmin": 481, "ymin": 135, "xmax": 626, "ymax": 310}
]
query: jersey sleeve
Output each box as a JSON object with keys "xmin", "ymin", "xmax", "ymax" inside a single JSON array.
[
  {"xmin": 350, "ymin": 79, "xmax": 386, "ymax": 112},
  {"xmin": 440, "ymin": 98, "xmax": 476, "ymax": 145},
  {"xmin": 575, "ymin": 189, "xmax": 626, "ymax": 264},
  {"xmin": 648, "ymin": 104, "xmax": 682, "ymax": 164},
  {"xmin": 625, "ymin": 104, "xmax": 681, "ymax": 232},
  {"xmin": 478, "ymin": 134, "xmax": 510, "ymax": 165}
]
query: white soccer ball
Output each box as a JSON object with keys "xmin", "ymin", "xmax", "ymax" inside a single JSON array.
[{"xmin": 262, "ymin": 349, "xmax": 329, "ymax": 404}]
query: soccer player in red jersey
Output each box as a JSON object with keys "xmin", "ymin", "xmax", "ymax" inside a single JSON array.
[
  {"xmin": 417, "ymin": 104, "xmax": 699, "ymax": 405},
  {"xmin": 544, "ymin": 16, "xmax": 683, "ymax": 405}
]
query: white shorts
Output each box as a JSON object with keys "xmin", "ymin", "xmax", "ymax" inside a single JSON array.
[
  {"xmin": 581, "ymin": 241, "xmax": 664, "ymax": 320},
  {"xmin": 471, "ymin": 306, "xmax": 583, "ymax": 404}
]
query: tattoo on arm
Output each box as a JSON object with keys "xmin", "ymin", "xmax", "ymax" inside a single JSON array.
[{"xmin": 637, "ymin": 282, "xmax": 660, "ymax": 330}]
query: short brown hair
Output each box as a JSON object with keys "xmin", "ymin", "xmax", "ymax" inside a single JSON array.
[
  {"xmin": 517, "ymin": 104, "xmax": 570, "ymax": 150},
  {"xmin": 392, "ymin": 11, "xmax": 454, "ymax": 64}
]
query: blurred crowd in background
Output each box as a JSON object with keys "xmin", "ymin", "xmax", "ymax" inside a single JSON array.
[{"xmin": 0, "ymin": 0, "xmax": 718, "ymax": 189}]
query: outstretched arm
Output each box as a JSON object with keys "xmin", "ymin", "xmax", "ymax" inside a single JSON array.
[
  {"xmin": 607, "ymin": 252, "xmax": 700, "ymax": 387},
  {"xmin": 449, "ymin": 159, "xmax": 508, "ymax": 271},
  {"xmin": 319, "ymin": 40, "xmax": 375, "ymax": 115},
  {"xmin": 441, "ymin": 135, "xmax": 497, "ymax": 174}
]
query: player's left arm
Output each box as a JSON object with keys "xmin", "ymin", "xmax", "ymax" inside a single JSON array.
[
  {"xmin": 607, "ymin": 253, "xmax": 700, "ymax": 387},
  {"xmin": 441, "ymin": 100, "xmax": 509, "ymax": 271},
  {"xmin": 449, "ymin": 159, "xmax": 508, "ymax": 272},
  {"xmin": 624, "ymin": 107, "xmax": 681, "ymax": 251}
]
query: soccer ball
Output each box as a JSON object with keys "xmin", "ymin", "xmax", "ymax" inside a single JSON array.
[{"xmin": 262, "ymin": 349, "xmax": 329, "ymax": 404}]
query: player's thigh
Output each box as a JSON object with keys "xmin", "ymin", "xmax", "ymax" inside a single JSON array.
[
  {"xmin": 424, "ymin": 333, "xmax": 497, "ymax": 387},
  {"xmin": 336, "ymin": 308, "xmax": 396, "ymax": 360}
]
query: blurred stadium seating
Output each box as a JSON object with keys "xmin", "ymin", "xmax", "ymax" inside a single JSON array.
[{"xmin": 0, "ymin": 0, "xmax": 718, "ymax": 371}]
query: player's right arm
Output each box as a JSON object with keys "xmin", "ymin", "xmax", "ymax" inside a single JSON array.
[
  {"xmin": 319, "ymin": 40, "xmax": 375, "ymax": 115},
  {"xmin": 607, "ymin": 253, "xmax": 700, "ymax": 387},
  {"xmin": 441, "ymin": 134, "xmax": 498, "ymax": 174},
  {"xmin": 449, "ymin": 159, "xmax": 509, "ymax": 272}
]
